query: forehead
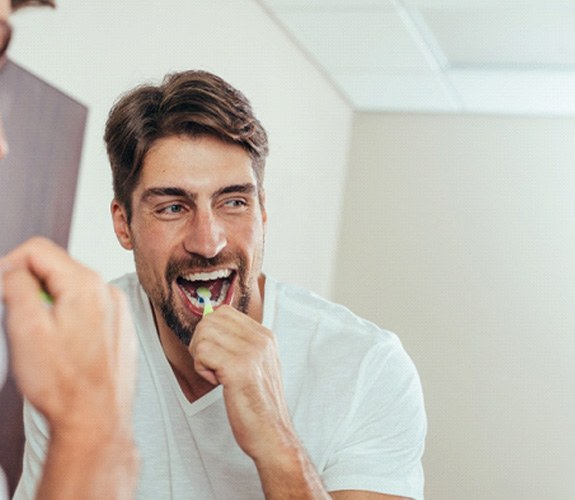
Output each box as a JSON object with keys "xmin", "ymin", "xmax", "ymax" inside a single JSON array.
[{"xmin": 137, "ymin": 135, "xmax": 256, "ymax": 192}]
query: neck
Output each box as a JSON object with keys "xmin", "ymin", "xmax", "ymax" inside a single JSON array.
[{"xmin": 153, "ymin": 311, "xmax": 213, "ymax": 402}]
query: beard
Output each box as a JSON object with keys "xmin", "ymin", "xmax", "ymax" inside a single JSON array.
[{"xmin": 149, "ymin": 251, "xmax": 252, "ymax": 345}]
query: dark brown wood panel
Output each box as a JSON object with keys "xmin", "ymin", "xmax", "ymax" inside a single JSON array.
[{"xmin": 0, "ymin": 59, "xmax": 87, "ymax": 496}]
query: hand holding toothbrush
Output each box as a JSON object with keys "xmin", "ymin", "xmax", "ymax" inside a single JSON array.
[
  {"xmin": 188, "ymin": 301, "xmax": 296, "ymax": 465},
  {"xmin": 0, "ymin": 237, "xmax": 138, "ymax": 499}
]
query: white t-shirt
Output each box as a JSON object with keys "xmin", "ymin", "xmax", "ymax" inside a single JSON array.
[{"xmin": 15, "ymin": 273, "xmax": 426, "ymax": 499}]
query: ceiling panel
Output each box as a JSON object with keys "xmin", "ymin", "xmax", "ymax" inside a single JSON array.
[
  {"xmin": 271, "ymin": 9, "xmax": 434, "ymax": 72},
  {"xmin": 421, "ymin": 6, "xmax": 575, "ymax": 67},
  {"xmin": 258, "ymin": 0, "xmax": 575, "ymax": 115},
  {"xmin": 332, "ymin": 71, "xmax": 460, "ymax": 112}
]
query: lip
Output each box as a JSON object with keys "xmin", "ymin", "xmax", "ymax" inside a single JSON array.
[{"xmin": 176, "ymin": 269, "xmax": 237, "ymax": 317}]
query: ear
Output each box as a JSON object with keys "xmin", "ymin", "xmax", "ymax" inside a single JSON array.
[{"xmin": 111, "ymin": 199, "xmax": 134, "ymax": 250}]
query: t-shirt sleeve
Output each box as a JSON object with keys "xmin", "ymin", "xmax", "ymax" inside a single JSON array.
[
  {"xmin": 12, "ymin": 400, "xmax": 49, "ymax": 500},
  {"xmin": 321, "ymin": 339, "xmax": 427, "ymax": 500}
]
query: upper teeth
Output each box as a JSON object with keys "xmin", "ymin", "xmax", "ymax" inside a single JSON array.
[{"xmin": 182, "ymin": 269, "xmax": 232, "ymax": 282}]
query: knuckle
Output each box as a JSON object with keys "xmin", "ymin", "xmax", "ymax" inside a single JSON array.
[
  {"xmin": 26, "ymin": 236, "xmax": 51, "ymax": 250},
  {"xmin": 257, "ymin": 329, "xmax": 275, "ymax": 347}
]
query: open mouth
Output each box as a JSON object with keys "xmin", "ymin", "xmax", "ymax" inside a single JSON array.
[{"xmin": 176, "ymin": 268, "xmax": 236, "ymax": 315}]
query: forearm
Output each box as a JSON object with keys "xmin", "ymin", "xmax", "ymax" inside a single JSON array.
[
  {"xmin": 36, "ymin": 429, "xmax": 138, "ymax": 500},
  {"xmin": 254, "ymin": 434, "xmax": 331, "ymax": 500},
  {"xmin": 253, "ymin": 437, "xmax": 408, "ymax": 500}
]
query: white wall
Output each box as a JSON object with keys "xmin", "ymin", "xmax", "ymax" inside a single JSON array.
[
  {"xmin": 334, "ymin": 112, "xmax": 575, "ymax": 499},
  {"xmin": 9, "ymin": 0, "xmax": 352, "ymax": 298}
]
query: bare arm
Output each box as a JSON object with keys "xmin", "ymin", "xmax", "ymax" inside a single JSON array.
[
  {"xmin": 189, "ymin": 307, "xmax": 414, "ymax": 500},
  {"xmin": 2, "ymin": 238, "xmax": 138, "ymax": 499},
  {"xmin": 252, "ymin": 441, "xmax": 410, "ymax": 500},
  {"xmin": 36, "ymin": 428, "xmax": 137, "ymax": 500}
]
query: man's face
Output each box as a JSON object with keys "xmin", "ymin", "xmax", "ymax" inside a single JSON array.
[{"xmin": 112, "ymin": 134, "xmax": 267, "ymax": 345}]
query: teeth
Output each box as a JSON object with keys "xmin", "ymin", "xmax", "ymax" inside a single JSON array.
[{"xmin": 182, "ymin": 269, "xmax": 232, "ymax": 282}]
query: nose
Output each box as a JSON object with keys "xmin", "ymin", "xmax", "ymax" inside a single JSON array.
[{"xmin": 183, "ymin": 207, "xmax": 227, "ymax": 259}]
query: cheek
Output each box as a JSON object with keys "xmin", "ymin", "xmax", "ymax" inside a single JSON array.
[
  {"xmin": 132, "ymin": 230, "xmax": 169, "ymax": 276},
  {"xmin": 232, "ymin": 219, "xmax": 262, "ymax": 250},
  {"xmin": 132, "ymin": 220, "xmax": 191, "ymax": 280},
  {"xmin": 133, "ymin": 242, "xmax": 167, "ymax": 275},
  {"xmin": 237, "ymin": 219, "xmax": 265, "ymax": 264},
  {"xmin": 132, "ymin": 219, "xmax": 179, "ymax": 256}
]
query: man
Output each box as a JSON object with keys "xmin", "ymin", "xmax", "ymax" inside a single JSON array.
[
  {"xmin": 0, "ymin": 1, "xmax": 138, "ymax": 499},
  {"xmin": 17, "ymin": 70, "xmax": 427, "ymax": 499}
]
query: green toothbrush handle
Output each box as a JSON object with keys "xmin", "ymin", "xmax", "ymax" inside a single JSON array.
[{"xmin": 203, "ymin": 302, "xmax": 214, "ymax": 316}]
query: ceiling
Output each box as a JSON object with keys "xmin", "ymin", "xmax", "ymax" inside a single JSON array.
[{"xmin": 257, "ymin": 0, "xmax": 575, "ymax": 116}]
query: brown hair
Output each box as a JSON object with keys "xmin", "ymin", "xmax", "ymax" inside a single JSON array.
[
  {"xmin": 104, "ymin": 70, "xmax": 269, "ymax": 222},
  {"xmin": 11, "ymin": 0, "xmax": 55, "ymax": 9}
]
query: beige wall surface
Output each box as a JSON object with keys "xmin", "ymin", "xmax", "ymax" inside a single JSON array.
[{"xmin": 334, "ymin": 112, "xmax": 575, "ymax": 499}]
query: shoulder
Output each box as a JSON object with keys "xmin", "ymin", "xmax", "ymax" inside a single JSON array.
[
  {"xmin": 109, "ymin": 273, "xmax": 155, "ymax": 340},
  {"xmin": 268, "ymin": 280, "xmax": 426, "ymax": 472},
  {"xmin": 266, "ymin": 277, "xmax": 409, "ymax": 369},
  {"xmin": 268, "ymin": 277, "xmax": 398, "ymax": 342},
  {"xmin": 109, "ymin": 273, "xmax": 147, "ymax": 312},
  {"xmin": 109, "ymin": 272, "xmax": 140, "ymax": 295}
]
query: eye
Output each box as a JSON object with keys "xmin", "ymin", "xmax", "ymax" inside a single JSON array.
[
  {"xmin": 165, "ymin": 204, "xmax": 184, "ymax": 213},
  {"xmin": 156, "ymin": 203, "xmax": 186, "ymax": 218},
  {"xmin": 224, "ymin": 199, "xmax": 247, "ymax": 209}
]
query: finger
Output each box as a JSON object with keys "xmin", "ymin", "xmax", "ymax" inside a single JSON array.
[
  {"xmin": 2, "ymin": 266, "xmax": 52, "ymax": 349},
  {"xmin": 0, "ymin": 237, "xmax": 84, "ymax": 301},
  {"xmin": 195, "ymin": 365, "xmax": 219, "ymax": 387},
  {"xmin": 189, "ymin": 339, "xmax": 220, "ymax": 386},
  {"xmin": 3, "ymin": 266, "xmax": 47, "ymax": 315},
  {"xmin": 195, "ymin": 314, "xmax": 253, "ymax": 352}
]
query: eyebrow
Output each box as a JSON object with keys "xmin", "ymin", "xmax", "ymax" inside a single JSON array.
[
  {"xmin": 214, "ymin": 183, "xmax": 257, "ymax": 198},
  {"xmin": 140, "ymin": 183, "xmax": 257, "ymax": 204},
  {"xmin": 140, "ymin": 187, "xmax": 192, "ymax": 204}
]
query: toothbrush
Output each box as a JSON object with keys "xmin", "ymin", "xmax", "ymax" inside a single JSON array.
[
  {"xmin": 40, "ymin": 289, "xmax": 53, "ymax": 305},
  {"xmin": 197, "ymin": 287, "xmax": 213, "ymax": 316}
]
